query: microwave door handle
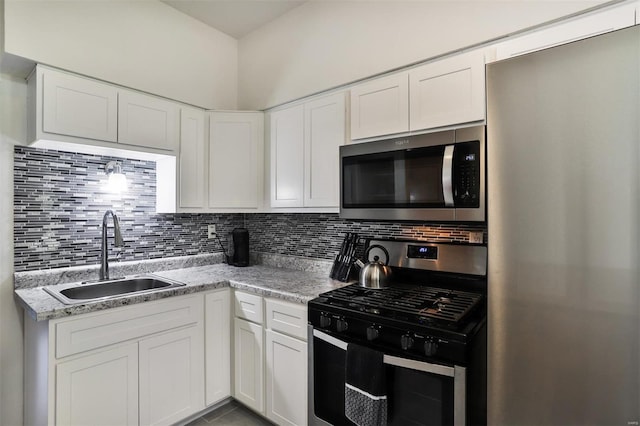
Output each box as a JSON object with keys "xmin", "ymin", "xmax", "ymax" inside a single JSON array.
[{"xmin": 442, "ymin": 145, "xmax": 454, "ymax": 207}]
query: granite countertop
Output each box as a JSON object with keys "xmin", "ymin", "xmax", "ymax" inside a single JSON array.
[{"xmin": 15, "ymin": 254, "xmax": 352, "ymax": 322}]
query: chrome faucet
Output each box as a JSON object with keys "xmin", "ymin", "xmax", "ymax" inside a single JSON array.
[{"xmin": 100, "ymin": 210, "xmax": 124, "ymax": 281}]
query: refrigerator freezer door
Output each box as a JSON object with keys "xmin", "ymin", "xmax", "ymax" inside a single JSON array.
[{"xmin": 487, "ymin": 26, "xmax": 639, "ymax": 425}]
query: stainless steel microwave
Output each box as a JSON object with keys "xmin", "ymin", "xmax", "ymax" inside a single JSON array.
[{"xmin": 340, "ymin": 125, "xmax": 485, "ymax": 222}]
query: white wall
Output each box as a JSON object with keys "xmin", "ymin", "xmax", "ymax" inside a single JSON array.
[
  {"xmin": 4, "ymin": 0, "xmax": 238, "ymax": 110},
  {"xmin": 238, "ymin": 0, "xmax": 608, "ymax": 110},
  {"xmin": 0, "ymin": 73, "xmax": 26, "ymax": 426}
]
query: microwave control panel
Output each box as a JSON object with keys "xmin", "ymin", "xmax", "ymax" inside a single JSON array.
[{"xmin": 453, "ymin": 141, "xmax": 481, "ymax": 207}]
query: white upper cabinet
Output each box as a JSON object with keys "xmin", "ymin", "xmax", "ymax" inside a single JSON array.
[
  {"xmin": 304, "ymin": 92, "xmax": 347, "ymax": 208},
  {"xmin": 30, "ymin": 65, "xmax": 182, "ymax": 155},
  {"xmin": 350, "ymin": 72, "xmax": 409, "ymax": 140},
  {"xmin": 350, "ymin": 51, "xmax": 487, "ymax": 139},
  {"xmin": 493, "ymin": 3, "xmax": 636, "ymax": 61},
  {"xmin": 118, "ymin": 90, "xmax": 180, "ymax": 152},
  {"xmin": 179, "ymin": 107, "xmax": 207, "ymax": 210},
  {"xmin": 41, "ymin": 67, "xmax": 118, "ymax": 142},
  {"xmin": 209, "ymin": 112, "xmax": 264, "ymax": 209},
  {"xmin": 269, "ymin": 92, "xmax": 347, "ymax": 209},
  {"xmin": 409, "ymin": 50, "xmax": 485, "ymax": 131},
  {"xmin": 270, "ymin": 104, "xmax": 305, "ymax": 208}
]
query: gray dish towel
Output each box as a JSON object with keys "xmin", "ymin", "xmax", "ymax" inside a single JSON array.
[{"xmin": 344, "ymin": 343, "xmax": 387, "ymax": 426}]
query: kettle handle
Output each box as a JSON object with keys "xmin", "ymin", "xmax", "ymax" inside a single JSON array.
[{"xmin": 365, "ymin": 244, "xmax": 390, "ymax": 266}]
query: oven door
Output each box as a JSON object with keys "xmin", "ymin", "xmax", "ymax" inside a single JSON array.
[{"xmin": 308, "ymin": 326, "xmax": 466, "ymax": 426}]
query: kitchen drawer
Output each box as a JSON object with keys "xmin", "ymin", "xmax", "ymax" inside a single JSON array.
[
  {"xmin": 265, "ymin": 298, "xmax": 307, "ymax": 341},
  {"xmin": 54, "ymin": 294, "xmax": 202, "ymax": 359},
  {"xmin": 234, "ymin": 291, "xmax": 263, "ymax": 324}
]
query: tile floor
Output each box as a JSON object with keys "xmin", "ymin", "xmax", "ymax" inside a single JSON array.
[{"xmin": 186, "ymin": 400, "xmax": 273, "ymax": 426}]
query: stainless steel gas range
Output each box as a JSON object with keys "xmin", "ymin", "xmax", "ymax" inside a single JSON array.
[{"xmin": 308, "ymin": 239, "xmax": 487, "ymax": 426}]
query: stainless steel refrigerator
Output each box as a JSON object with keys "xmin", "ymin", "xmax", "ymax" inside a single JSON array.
[{"xmin": 487, "ymin": 26, "xmax": 639, "ymax": 425}]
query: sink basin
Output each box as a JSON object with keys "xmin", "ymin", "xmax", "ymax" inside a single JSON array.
[{"xmin": 44, "ymin": 275, "xmax": 186, "ymax": 305}]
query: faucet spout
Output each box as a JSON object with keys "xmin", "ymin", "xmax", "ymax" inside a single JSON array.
[{"xmin": 100, "ymin": 210, "xmax": 124, "ymax": 281}]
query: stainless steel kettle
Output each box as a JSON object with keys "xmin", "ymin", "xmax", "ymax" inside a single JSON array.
[{"xmin": 355, "ymin": 244, "xmax": 393, "ymax": 288}]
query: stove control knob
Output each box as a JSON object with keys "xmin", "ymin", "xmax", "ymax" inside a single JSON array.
[
  {"xmin": 424, "ymin": 339, "xmax": 438, "ymax": 357},
  {"xmin": 400, "ymin": 334, "xmax": 414, "ymax": 351},
  {"xmin": 319, "ymin": 314, "xmax": 331, "ymax": 329},
  {"xmin": 366, "ymin": 326, "xmax": 380, "ymax": 341},
  {"xmin": 336, "ymin": 319, "xmax": 349, "ymax": 333}
]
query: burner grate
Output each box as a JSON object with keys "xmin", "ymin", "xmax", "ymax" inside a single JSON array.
[{"xmin": 325, "ymin": 284, "xmax": 483, "ymax": 323}]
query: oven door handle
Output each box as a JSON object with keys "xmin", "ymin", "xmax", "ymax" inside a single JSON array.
[
  {"xmin": 442, "ymin": 145, "xmax": 455, "ymax": 207},
  {"xmin": 313, "ymin": 329, "xmax": 456, "ymax": 377},
  {"xmin": 312, "ymin": 328, "xmax": 467, "ymax": 426}
]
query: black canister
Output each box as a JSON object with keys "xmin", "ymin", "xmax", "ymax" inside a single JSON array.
[{"xmin": 228, "ymin": 227, "xmax": 249, "ymax": 267}]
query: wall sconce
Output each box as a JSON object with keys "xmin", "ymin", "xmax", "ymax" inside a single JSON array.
[{"xmin": 105, "ymin": 161, "xmax": 128, "ymax": 193}]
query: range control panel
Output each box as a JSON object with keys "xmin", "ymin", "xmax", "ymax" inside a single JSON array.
[{"xmin": 407, "ymin": 245, "xmax": 438, "ymax": 260}]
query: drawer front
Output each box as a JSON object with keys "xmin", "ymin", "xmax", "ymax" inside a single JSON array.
[
  {"xmin": 54, "ymin": 295, "xmax": 202, "ymax": 359},
  {"xmin": 265, "ymin": 298, "xmax": 307, "ymax": 341},
  {"xmin": 234, "ymin": 291, "xmax": 263, "ymax": 324}
]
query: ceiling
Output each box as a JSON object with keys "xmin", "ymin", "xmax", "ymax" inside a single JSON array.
[{"xmin": 161, "ymin": 0, "xmax": 307, "ymax": 39}]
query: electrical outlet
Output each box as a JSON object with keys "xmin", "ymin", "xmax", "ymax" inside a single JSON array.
[
  {"xmin": 469, "ymin": 231, "xmax": 483, "ymax": 244},
  {"xmin": 207, "ymin": 225, "xmax": 217, "ymax": 239}
]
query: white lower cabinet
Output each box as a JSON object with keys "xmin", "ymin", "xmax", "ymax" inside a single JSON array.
[
  {"xmin": 139, "ymin": 326, "xmax": 205, "ymax": 426},
  {"xmin": 25, "ymin": 293, "xmax": 207, "ymax": 426},
  {"xmin": 265, "ymin": 330, "xmax": 308, "ymax": 426},
  {"xmin": 55, "ymin": 343, "xmax": 139, "ymax": 426},
  {"xmin": 26, "ymin": 288, "xmax": 308, "ymax": 426},
  {"xmin": 233, "ymin": 317, "xmax": 265, "ymax": 414},
  {"xmin": 205, "ymin": 289, "xmax": 231, "ymax": 406},
  {"xmin": 233, "ymin": 292, "xmax": 309, "ymax": 425}
]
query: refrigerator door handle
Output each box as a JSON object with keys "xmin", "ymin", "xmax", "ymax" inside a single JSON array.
[{"xmin": 442, "ymin": 145, "xmax": 455, "ymax": 207}]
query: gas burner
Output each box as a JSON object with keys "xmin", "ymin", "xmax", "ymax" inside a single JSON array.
[{"xmin": 322, "ymin": 283, "xmax": 482, "ymax": 324}]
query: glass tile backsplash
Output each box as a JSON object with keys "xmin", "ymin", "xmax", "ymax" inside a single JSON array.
[{"xmin": 13, "ymin": 146, "xmax": 486, "ymax": 272}]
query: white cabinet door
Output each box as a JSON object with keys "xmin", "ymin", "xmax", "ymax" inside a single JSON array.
[
  {"xmin": 118, "ymin": 90, "xmax": 180, "ymax": 152},
  {"xmin": 409, "ymin": 50, "xmax": 486, "ymax": 131},
  {"xmin": 304, "ymin": 93, "xmax": 346, "ymax": 208},
  {"xmin": 42, "ymin": 68, "xmax": 118, "ymax": 142},
  {"xmin": 209, "ymin": 112, "xmax": 264, "ymax": 209},
  {"xmin": 234, "ymin": 318, "xmax": 264, "ymax": 413},
  {"xmin": 179, "ymin": 107, "xmax": 207, "ymax": 209},
  {"xmin": 56, "ymin": 343, "xmax": 138, "ymax": 426},
  {"xmin": 350, "ymin": 72, "xmax": 409, "ymax": 140},
  {"xmin": 204, "ymin": 289, "xmax": 231, "ymax": 406},
  {"xmin": 270, "ymin": 105, "xmax": 305, "ymax": 207},
  {"xmin": 139, "ymin": 326, "xmax": 205, "ymax": 426},
  {"xmin": 265, "ymin": 330, "xmax": 308, "ymax": 426}
]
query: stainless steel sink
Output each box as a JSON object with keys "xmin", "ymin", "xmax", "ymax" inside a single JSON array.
[{"xmin": 44, "ymin": 275, "xmax": 186, "ymax": 305}]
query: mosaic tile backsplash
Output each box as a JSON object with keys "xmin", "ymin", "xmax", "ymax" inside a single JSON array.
[
  {"xmin": 13, "ymin": 147, "xmax": 243, "ymax": 272},
  {"xmin": 14, "ymin": 146, "xmax": 487, "ymax": 272},
  {"xmin": 244, "ymin": 214, "xmax": 486, "ymax": 261}
]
